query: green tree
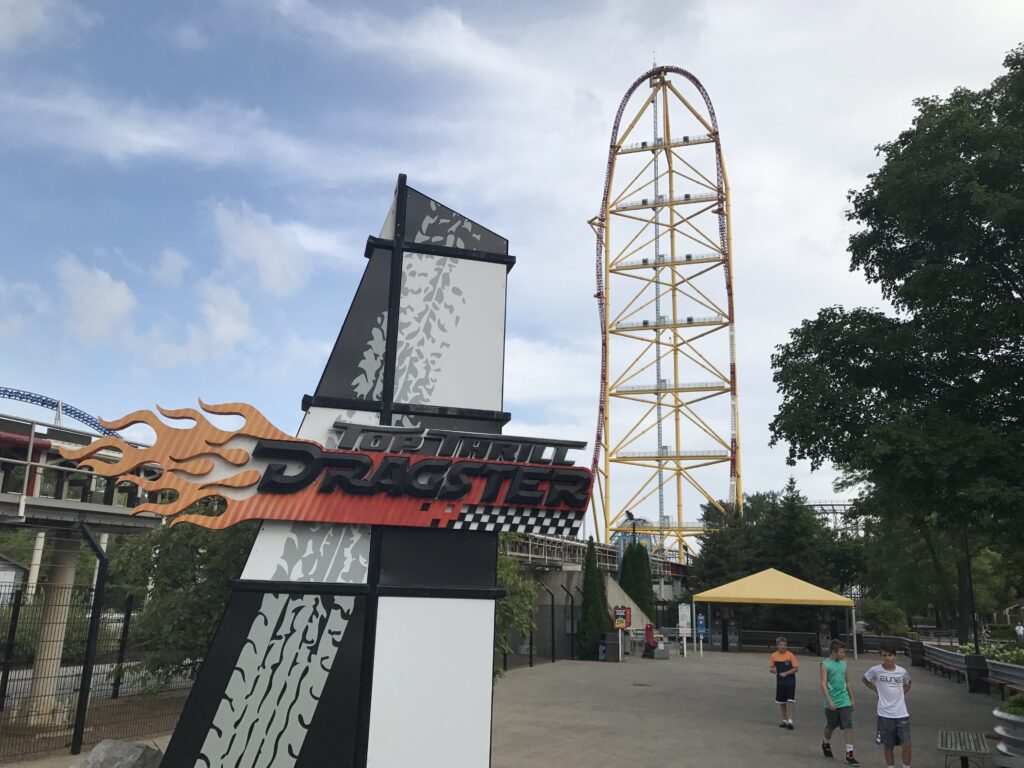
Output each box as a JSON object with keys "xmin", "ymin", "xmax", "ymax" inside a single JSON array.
[
  {"xmin": 694, "ymin": 482, "xmax": 861, "ymax": 631},
  {"xmin": 771, "ymin": 47, "xmax": 1024, "ymax": 641},
  {"xmin": 577, "ymin": 537, "xmax": 611, "ymax": 660},
  {"xmin": 494, "ymin": 534, "xmax": 536, "ymax": 678},
  {"xmin": 109, "ymin": 512, "xmax": 258, "ymax": 683},
  {"xmin": 857, "ymin": 596, "xmax": 909, "ymax": 635},
  {"xmin": 618, "ymin": 541, "xmax": 656, "ymax": 621}
]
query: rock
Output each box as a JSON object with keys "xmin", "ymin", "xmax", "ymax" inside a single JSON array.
[{"xmin": 72, "ymin": 739, "xmax": 163, "ymax": 768}]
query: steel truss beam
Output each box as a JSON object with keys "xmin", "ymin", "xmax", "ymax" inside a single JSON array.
[{"xmin": 592, "ymin": 67, "xmax": 742, "ymax": 563}]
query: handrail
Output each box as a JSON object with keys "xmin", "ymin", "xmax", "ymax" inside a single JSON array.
[{"xmin": 0, "ymin": 454, "xmax": 157, "ymax": 511}]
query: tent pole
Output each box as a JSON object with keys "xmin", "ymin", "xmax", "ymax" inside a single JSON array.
[{"xmin": 851, "ymin": 605, "xmax": 857, "ymax": 661}]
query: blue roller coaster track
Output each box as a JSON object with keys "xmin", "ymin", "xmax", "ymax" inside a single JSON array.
[{"xmin": 0, "ymin": 387, "xmax": 121, "ymax": 437}]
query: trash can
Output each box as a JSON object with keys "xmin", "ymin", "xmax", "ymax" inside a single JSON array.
[
  {"xmin": 601, "ymin": 632, "xmax": 621, "ymax": 662},
  {"xmin": 965, "ymin": 654, "xmax": 989, "ymax": 694},
  {"xmin": 908, "ymin": 640, "xmax": 924, "ymax": 667}
]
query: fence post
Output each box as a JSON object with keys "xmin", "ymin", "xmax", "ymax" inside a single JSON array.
[
  {"xmin": 528, "ymin": 626, "xmax": 534, "ymax": 668},
  {"xmin": 71, "ymin": 524, "xmax": 108, "ymax": 755},
  {"xmin": 0, "ymin": 588, "xmax": 24, "ymax": 711},
  {"xmin": 536, "ymin": 583, "xmax": 555, "ymax": 663},
  {"xmin": 110, "ymin": 594, "xmax": 135, "ymax": 700},
  {"xmin": 561, "ymin": 585, "xmax": 575, "ymax": 660}
]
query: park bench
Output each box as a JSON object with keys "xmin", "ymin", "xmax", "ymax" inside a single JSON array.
[
  {"xmin": 937, "ymin": 729, "xmax": 989, "ymax": 767},
  {"xmin": 982, "ymin": 659, "xmax": 1024, "ymax": 701},
  {"xmin": 925, "ymin": 645, "xmax": 967, "ymax": 683}
]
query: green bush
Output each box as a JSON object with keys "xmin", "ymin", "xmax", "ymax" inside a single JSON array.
[
  {"xmin": 955, "ymin": 644, "xmax": 1024, "ymax": 665},
  {"xmin": 0, "ymin": 600, "xmax": 118, "ymax": 665},
  {"xmin": 1001, "ymin": 693, "xmax": 1024, "ymax": 717},
  {"xmin": 857, "ymin": 596, "xmax": 907, "ymax": 634}
]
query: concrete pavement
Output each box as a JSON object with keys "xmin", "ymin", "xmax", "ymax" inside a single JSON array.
[
  {"xmin": 492, "ymin": 649, "xmax": 998, "ymax": 768},
  {"xmin": 2, "ymin": 650, "xmax": 1000, "ymax": 767}
]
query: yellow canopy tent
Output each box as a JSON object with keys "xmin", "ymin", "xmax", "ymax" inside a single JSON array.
[{"xmin": 692, "ymin": 568, "xmax": 857, "ymax": 658}]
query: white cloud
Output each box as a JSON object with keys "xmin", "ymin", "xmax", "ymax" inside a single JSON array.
[
  {"xmin": 147, "ymin": 282, "xmax": 253, "ymax": 366},
  {"xmin": 196, "ymin": 283, "xmax": 251, "ymax": 349},
  {"xmin": 269, "ymin": 2, "xmax": 544, "ymax": 86},
  {"xmin": 0, "ymin": 88, "xmax": 390, "ymax": 187},
  {"xmin": 212, "ymin": 201, "xmax": 350, "ymax": 298},
  {"xmin": 55, "ymin": 255, "xmax": 136, "ymax": 340},
  {"xmin": 0, "ymin": 280, "xmax": 49, "ymax": 336},
  {"xmin": 0, "ymin": 0, "xmax": 94, "ymax": 54},
  {"xmin": 0, "ymin": 314, "xmax": 23, "ymax": 335},
  {"xmin": 504, "ymin": 336, "xmax": 597, "ymax": 406},
  {"xmin": 172, "ymin": 23, "xmax": 207, "ymax": 51},
  {"xmin": 154, "ymin": 248, "xmax": 189, "ymax": 286}
]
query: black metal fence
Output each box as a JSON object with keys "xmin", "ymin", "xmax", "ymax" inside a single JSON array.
[
  {"xmin": 0, "ymin": 576, "xmax": 192, "ymax": 763},
  {"xmin": 500, "ymin": 599, "xmax": 582, "ymax": 672}
]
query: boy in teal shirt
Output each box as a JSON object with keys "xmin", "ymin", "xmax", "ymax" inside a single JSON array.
[{"xmin": 819, "ymin": 639, "xmax": 858, "ymax": 765}]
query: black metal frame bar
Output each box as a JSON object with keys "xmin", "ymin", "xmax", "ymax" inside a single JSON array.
[
  {"xmin": 536, "ymin": 583, "xmax": 555, "ymax": 664},
  {"xmin": 0, "ymin": 587, "xmax": 22, "ymax": 711},
  {"xmin": 71, "ymin": 523, "xmax": 108, "ymax": 755},
  {"xmin": 561, "ymin": 585, "xmax": 575, "ymax": 660}
]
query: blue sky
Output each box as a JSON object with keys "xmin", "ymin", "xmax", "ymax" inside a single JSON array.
[{"xmin": 2, "ymin": 0, "xmax": 1022, "ymax": 510}]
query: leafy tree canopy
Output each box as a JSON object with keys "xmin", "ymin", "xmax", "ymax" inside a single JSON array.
[{"xmin": 770, "ymin": 47, "xmax": 1024, "ymax": 639}]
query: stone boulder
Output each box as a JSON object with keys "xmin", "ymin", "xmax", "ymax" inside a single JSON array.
[{"xmin": 73, "ymin": 740, "xmax": 163, "ymax": 768}]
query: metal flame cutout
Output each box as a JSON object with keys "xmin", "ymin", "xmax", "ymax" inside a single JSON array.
[{"xmin": 60, "ymin": 400, "xmax": 295, "ymax": 529}]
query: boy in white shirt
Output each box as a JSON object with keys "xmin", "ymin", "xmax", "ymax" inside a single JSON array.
[{"xmin": 863, "ymin": 642, "xmax": 912, "ymax": 768}]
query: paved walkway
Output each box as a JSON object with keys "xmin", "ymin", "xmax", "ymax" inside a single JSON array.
[
  {"xmin": 492, "ymin": 650, "xmax": 998, "ymax": 768},
  {"xmin": 3, "ymin": 650, "xmax": 999, "ymax": 767}
]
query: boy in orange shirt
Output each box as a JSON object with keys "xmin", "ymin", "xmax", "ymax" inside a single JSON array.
[{"xmin": 770, "ymin": 636, "xmax": 799, "ymax": 729}]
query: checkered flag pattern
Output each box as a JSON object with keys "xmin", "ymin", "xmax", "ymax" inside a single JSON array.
[{"xmin": 447, "ymin": 505, "xmax": 584, "ymax": 537}]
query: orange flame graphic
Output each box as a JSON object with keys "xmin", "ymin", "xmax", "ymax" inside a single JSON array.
[{"xmin": 60, "ymin": 400, "xmax": 296, "ymax": 528}]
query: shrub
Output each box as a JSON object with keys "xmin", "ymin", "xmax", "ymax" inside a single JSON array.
[
  {"xmin": 1001, "ymin": 693, "xmax": 1024, "ymax": 717},
  {"xmin": 857, "ymin": 596, "xmax": 907, "ymax": 634}
]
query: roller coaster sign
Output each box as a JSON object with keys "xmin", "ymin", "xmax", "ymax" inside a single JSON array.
[{"xmin": 59, "ymin": 400, "xmax": 592, "ymax": 533}]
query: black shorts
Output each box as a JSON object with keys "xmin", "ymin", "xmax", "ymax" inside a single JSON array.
[
  {"xmin": 877, "ymin": 715, "xmax": 910, "ymax": 747},
  {"xmin": 824, "ymin": 706, "xmax": 853, "ymax": 731},
  {"xmin": 775, "ymin": 676, "xmax": 796, "ymax": 703}
]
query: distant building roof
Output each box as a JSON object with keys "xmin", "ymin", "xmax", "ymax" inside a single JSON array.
[{"xmin": 0, "ymin": 553, "xmax": 29, "ymax": 576}]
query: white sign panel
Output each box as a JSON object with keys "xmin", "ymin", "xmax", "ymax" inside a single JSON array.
[{"xmin": 678, "ymin": 603, "xmax": 692, "ymax": 634}]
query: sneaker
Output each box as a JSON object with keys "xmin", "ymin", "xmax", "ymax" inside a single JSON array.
[
  {"xmin": 779, "ymin": 721, "xmax": 787, "ymax": 728},
  {"xmin": 822, "ymin": 741, "xmax": 833, "ymax": 758},
  {"xmin": 844, "ymin": 753, "xmax": 859, "ymax": 766},
  {"xmin": 785, "ymin": 722, "xmax": 794, "ymax": 730}
]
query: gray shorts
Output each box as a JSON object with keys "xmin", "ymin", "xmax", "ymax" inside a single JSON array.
[
  {"xmin": 824, "ymin": 706, "xmax": 853, "ymax": 731},
  {"xmin": 877, "ymin": 715, "xmax": 911, "ymax": 747}
]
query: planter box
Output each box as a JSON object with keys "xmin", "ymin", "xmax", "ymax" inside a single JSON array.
[{"xmin": 994, "ymin": 706, "xmax": 1024, "ymax": 760}]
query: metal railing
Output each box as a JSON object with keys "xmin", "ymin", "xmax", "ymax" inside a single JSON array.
[
  {"xmin": 613, "ymin": 315, "xmax": 725, "ymax": 331},
  {"xmin": 617, "ymin": 448, "xmax": 729, "ymax": 459},
  {"xmin": 618, "ymin": 134, "xmax": 714, "ymax": 153},
  {"xmin": 0, "ymin": 413, "xmax": 161, "ymax": 524},
  {"xmin": 613, "ymin": 192, "xmax": 719, "ymax": 211},
  {"xmin": 502, "ymin": 533, "xmax": 692, "ymax": 575},
  {"xmin": 613, "ymin": 252, "xmax": 722, "ymax": 270},
  {"xmin": 615, "ymin": 381, "xmax": 728, "ymax": 393},
  {"xmin": 987, "ymin": 659, "xmax": 1024, "ymax": 696},
  {"xmin": 922, "ymin": 643, "xmax": 967, "ymax": 681},
  {"xmin": 861, "ymin": 634, "xmax": 912, "ymax": 654}
]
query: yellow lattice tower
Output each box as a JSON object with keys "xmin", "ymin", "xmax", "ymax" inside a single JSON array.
[{"xmin": 590, "ymin": 66, "xmax": 742, "ymax": 562}]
